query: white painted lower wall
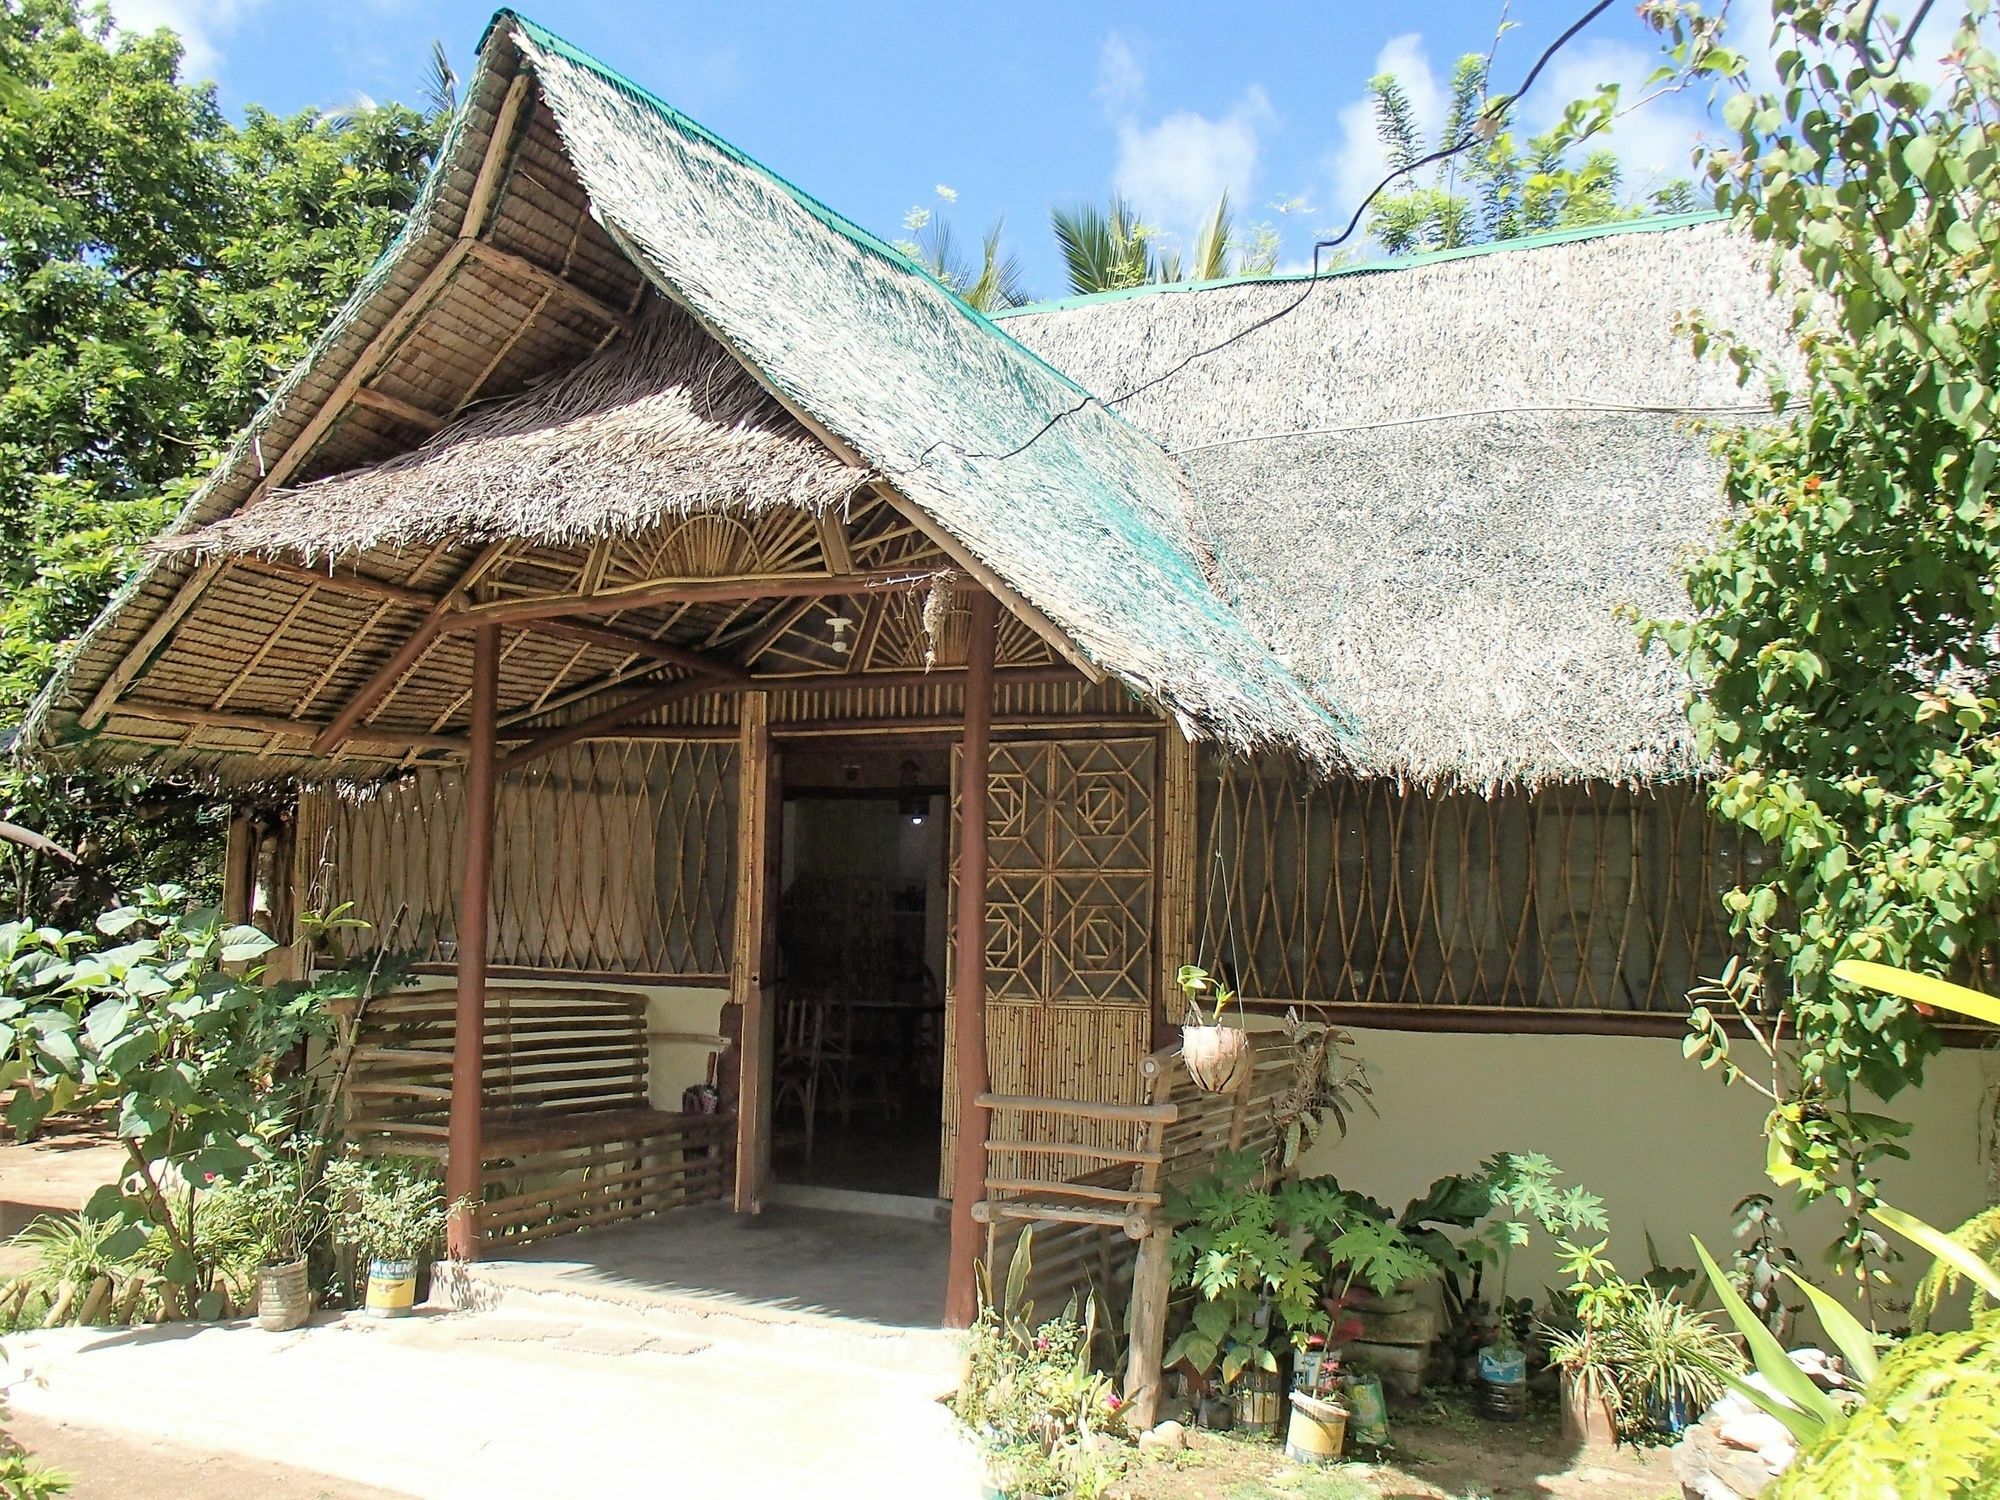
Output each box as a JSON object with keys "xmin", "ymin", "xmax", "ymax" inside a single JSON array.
[{"xmin": 1294, "ymin": 1026, "xmax": 1997, "ymax": 1313}]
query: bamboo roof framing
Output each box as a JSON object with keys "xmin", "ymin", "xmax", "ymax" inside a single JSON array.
[{"xmin": 21, "ymin": 11, "xmax": 1349, "ymax": 789}]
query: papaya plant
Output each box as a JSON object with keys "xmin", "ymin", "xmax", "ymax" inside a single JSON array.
[{"xmin": 0, "ymin": 885, "xmax": 332, "ymax": 1312}]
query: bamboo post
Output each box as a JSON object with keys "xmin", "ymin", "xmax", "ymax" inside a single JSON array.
[
  {"xmin": 1123, "ymin": 1224, "xmax": 1173, "ymax": 1430},
  {"xmin": 731, "ymin": 691, "xmax": 777, "ymax": 1213},
  {"xmin": 445, "ymin": 624, "xmax": 500, "ymax": 1260},
  {"xmin": 945, "ymin": 590, "xmax": 999, "ymax": 1329}
]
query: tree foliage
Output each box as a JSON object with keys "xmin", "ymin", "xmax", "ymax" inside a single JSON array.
[
  {"xmin": 1365, "ymin": 50, "xmax": 1695, "ymax": 254},
  {"xmin": 1640, "ymin": 0, "xmax": 2000, "ymax": 1269},
  {"xmin": 0, "ymin": 2, "xmax": 443, "ymax": 921},
  {"xmin": 1048, "ymin": 191, "xmax": 1278, "ymax": 296}
]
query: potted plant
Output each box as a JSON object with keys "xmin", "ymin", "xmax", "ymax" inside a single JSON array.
[
  {"xmin": 325, "ymin": 1155, "xmax": 447, "ymax": 1317},
  {"xmin": 239, "ymin": 1154, "xmax": 319, "ymax": 1332},
  {"xmin": 1177, "ymin": 964, "xmax": 1248, "ymax": 1093}
]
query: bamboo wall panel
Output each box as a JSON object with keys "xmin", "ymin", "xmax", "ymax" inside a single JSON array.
[
  {"xmin": 1194, "ymin": 756, "xmax": 1757, "ymax": 1014},
  {"xmin": 313, "ymin": 739, "xmax": 737, "ymax": 977},
  {"xmin": 941, "ymin": 736, "xmax": 1160, "ymax": 1196}
]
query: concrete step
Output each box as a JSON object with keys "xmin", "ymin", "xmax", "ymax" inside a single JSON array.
[{"xmin": 433, "ymin": 1258, "xmax": 967, "ymax": 1393}]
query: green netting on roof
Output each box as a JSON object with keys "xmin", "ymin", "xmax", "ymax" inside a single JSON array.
[{"xmin": 503, "ymin": 13, "xmax": 1349, "ymax": 764}]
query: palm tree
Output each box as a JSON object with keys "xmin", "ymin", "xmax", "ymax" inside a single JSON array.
[
  {"xmin": 1049, "ymin": 191, "xmax": 1277, "ymax": 296},
  {"xmin": 896, "ymin": 191, "xmax": 1031, "ymax": 313}
]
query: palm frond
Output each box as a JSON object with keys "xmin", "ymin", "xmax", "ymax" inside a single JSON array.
[
  {"xmin": 422, "ymin": 40, "xmax": 458, "ymax": 122},
  {"xmin": 1187, "ymin": 192, "xmax": 1233, "ymax": 283},
  {"xmin": 1369, "ymin": 73, "xmax": 1422, "ymax": 173}
]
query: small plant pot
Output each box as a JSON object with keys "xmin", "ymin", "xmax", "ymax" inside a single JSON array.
[
  {"xmin": 364, "ymin": 1257, "xmax": 419, "ymax": 1318},
  {"xmin": 1195, "ymin": 1394, "xmax": 1235, "ymax": 1431},
  {"xmin": 1181, "ymin": 1025, "xmax": 1250, "ymax": 1093},
  {"xmin": 1477, "ymin": 1374, "xmax": 1529, "ymax": 1422},
  {"xmin": 1560, "ymin": 1368, "xmax": 1619, "ymax": 1450},
  {"xmin": 1284, "ymin": 1392, "xmax": 1348, "ymax": 1464},
  {"xmin": 256, "ymin": 1258, "xmax": 311, "ymax": 1332},
  {"xmin": 1341, "ymin": 1372, "xmax": 1390, "ymax": 1447},
  {"xmin": 1234, "ymin": 1368, "xmax": 1282, "ymax": 1435}
]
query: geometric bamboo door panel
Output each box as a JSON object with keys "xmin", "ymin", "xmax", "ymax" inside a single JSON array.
[{"xmin": 941, "ymin": 736, "xmax": 1160, "ymax": 1196}]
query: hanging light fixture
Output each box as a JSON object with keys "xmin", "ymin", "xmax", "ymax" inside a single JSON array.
[{"xmin": 898, "ymin": 757, "xmax": 926, "ymax": 825}]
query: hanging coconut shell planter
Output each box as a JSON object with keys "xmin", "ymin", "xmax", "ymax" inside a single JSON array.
[{"xmin": 1178, "ymin": 963, "xmax": 1250, "ymax": 1093}]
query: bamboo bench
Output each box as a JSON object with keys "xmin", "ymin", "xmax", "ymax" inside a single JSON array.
[{"xmin": 339, "ymin": 985, "xmax": 733, "ymax": 1246}]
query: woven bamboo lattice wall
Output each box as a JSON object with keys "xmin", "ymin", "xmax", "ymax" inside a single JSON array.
[
  {"xmin": 941, "ymin": 736, "xmax": 1160, "ymax": 1197},
  {"xmin": 308, "ymin": 739, "xmax": 737, "ymax": 979},
  {"xmin": 1195, "ymin": 755, "xmax": 1757, "ymax": 1014}
]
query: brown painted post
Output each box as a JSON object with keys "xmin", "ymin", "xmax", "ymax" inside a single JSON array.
[
  {"xmin": 1123, "ymin": 1226, "xmax": 1173, "ymax": 1429},
  {"xmin": 945, "ymin": 590, "xmax": 999, "ymax": 1329},
  {"xmin": 445, "ymin": 623, "xmax": 500, "ymax": 1260}
]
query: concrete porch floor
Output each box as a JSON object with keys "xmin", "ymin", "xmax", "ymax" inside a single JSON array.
[{"xmin": 469, "ymin": 1202, "xmax": 951, "ymax": 1329}]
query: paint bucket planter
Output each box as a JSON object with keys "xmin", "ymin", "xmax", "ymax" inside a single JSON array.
[
  {"xmin": 1181, "ymin": 1026, "xmax": 1250, "ymax": 1093},
  {"xmin": 1285, "ymin": 1392, "xmax": 1348, "ymax": 1463},
  {"xmin": 1234, "ymin": 1368, "xmax": 1282, "ymax": 1435},
  {"xmin": 364, "ymin": 1257, "xmax": 419, "ymax": 1318},
  {"xmin": 256, "ymin": 1258, "xmax": 311, "ymax": 1331}
]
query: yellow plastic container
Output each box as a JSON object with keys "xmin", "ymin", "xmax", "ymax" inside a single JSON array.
[
  {"xmin": 364, "ymin": 1258, "xmax": 417, "ymax": 1318},
  {"xmin": 1285, "ymin": 1392, "xmax": 1349, "ymax": 1463}
]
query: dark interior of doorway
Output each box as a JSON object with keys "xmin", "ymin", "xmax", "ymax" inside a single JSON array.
[{"xmin": 772, "ymin": 746, "xmax": 948, "ymax": 1199}]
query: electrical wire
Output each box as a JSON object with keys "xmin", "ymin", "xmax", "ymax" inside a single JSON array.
[{"xmin": 879, "ymin": 0, "xmax": 1618, "ymax": 484}]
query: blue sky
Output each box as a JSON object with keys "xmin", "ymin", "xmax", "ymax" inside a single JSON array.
[{"xmin": 107, "ymin": 1, "xmax": 1725, "ymax": 294}]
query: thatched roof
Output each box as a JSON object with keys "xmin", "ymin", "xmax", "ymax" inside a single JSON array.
[
  {"xmin": 22, "ymin": 10, "xmax": 1349, "ymax": 781},
  {"xmin": 165, "ymin": 295, "xmax": 866, "ymax": 558},
  {"xmin": 1000, "ymin": 218, "xmax": 1796, "ymax": 790}
]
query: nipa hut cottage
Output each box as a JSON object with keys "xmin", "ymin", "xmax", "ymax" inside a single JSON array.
[{"xmin": 20, "ymin": 10, "xmax": 1989, "ymax": 1400}]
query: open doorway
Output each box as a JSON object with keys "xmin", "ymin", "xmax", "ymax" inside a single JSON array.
[{"xmin": 771, "ymin": 746, "xmax": 948, "ymax": 1200}]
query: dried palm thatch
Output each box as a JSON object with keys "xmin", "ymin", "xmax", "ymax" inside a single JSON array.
[
  {"xmin": 1001, "ymin": 219, "xmax": 1801, "ymax": 791},
  {"xmin": 163, "ymin": 296, "xmax": 866, "ymax": 558},
  {"xmin": 503, "ymin": 17, "xmax": 1350, "ymax": 766}
]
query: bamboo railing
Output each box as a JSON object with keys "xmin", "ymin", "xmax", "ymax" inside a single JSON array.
[{"xmin": 972, "ymin": 1032, "xmax": 1293, "ymax": 1430}]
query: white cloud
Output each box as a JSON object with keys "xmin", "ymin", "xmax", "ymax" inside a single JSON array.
[
  {"xmin": 1323, "ymin": 33, "xmax": 1443, "ymax": 242},
  {"xmin": 104, "ymin": 0, "xmax": 265, "ymax": 80},
  {"xmin": 1113, "ymin": 89, "xmax": 1272, "ymax": 237},
  {"xmin": 1095, "ymin": 33, "xmax": 1272, "ymax": 243},
  {"xmin": 1095, "ymin": 34, "xmax": 1144, "ymax": 118}
]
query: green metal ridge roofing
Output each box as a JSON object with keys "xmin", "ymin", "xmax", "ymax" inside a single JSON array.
[
  {"xmin": 990, "ymin": 210, "xmax": 1730, "ymax": 319},
  {"xmin": 482, "ymin": 9, "xmax": 1096, "ymax": 403}
]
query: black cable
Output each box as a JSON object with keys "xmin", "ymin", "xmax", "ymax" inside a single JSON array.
[{"xmin": 881, "ymin": 0, "xmax": 1617, "ymax": 482}]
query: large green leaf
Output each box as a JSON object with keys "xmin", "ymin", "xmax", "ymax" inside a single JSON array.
[
  {"xmin": 1873, "ymin": 1205, "xmax": 2000, "ymax": 1302},
  {"xmin": 1692, "ymin": 1237, "xmax": 1840, "ymax": 1426},
  {"xmin": 1833, "ymin": 960, "xmax": 2000, "ymax": 1028},
  {"xmin": 1782, "ymin": 1270, "xmax": 1879, "ymax": 1386}
]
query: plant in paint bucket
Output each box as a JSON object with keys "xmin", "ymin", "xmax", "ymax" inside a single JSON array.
[
  {"xmin": 1176, "ymin": 963, "xmax": 1248, "ymax": 1094},
  {"xmin": 324, "ymin": 1154, "xmax": 446, "ymax": 1317}
]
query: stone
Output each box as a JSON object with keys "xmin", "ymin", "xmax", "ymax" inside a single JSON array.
[
  {"xmin": 1718, "ymin": 1411, "xmax": 1792, "ymax": 1455},
  {"xmin": 1349, "ymin": 1307, "xmax": 1438, "ymax": 1347},
  {"xmin": 1137, "ymin": 1420, "xmax": 1187, "ymax": 1455}
]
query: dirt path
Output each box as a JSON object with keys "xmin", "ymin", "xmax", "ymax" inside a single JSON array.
[{"xmin": 6, "ymin": 1414, "xmax": 410, "ymax": 1500}]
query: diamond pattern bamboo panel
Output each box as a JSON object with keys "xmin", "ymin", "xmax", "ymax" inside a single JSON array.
[
  {"xmin": 940, "ymin": 736, "xmax": 1160, "ymax": 1196},
  {"xmin": 311, "ymin": 740, "xmax": 737, "ymax": 977}
]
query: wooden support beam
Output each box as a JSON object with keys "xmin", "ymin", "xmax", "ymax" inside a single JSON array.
[
  {"xmin": 946, "ymin": 589, "xmax": 998, "ymax": 1330},
  {"xmin": 496, "ymin": 675, "xmax": 712, "ymax": 773},
  {"xmin": 106, "ymin": 704, "xmax": 468, "ymax": 756},
  {"xmin": 445, "ymin": 623, "xmax": 499, "ymax": 1261},
  {"xmin": 731, "ymin": 692, "xmax": 778, "ymax": 1213},
  {"xmin": 1123, "ymin": 1227, "xmax": 1174, "ymax": 1429},
  {"xmin": 228, "ymin": 556, "xmax": 439, "ymax": 609},
  {"xmin": 454, "ymin": 568, "xmax": 954, "ymax": 630},
  {"xmin": 528, "ymin": 618, "xmax": 750, "ymax": 683},
  {"xmin": 311, "ymin": 541, "xmax": 509, "ymax": 755},
  {"xmin": 815, "ymin": 511, "xmax": 853, "ymax": 574},
  {"xmin": 463, "ymin": 240, "xmax": 631, "ymax": 332},
  {"xmin": 462, "ymin": 71, "xmax": 534, "ymax": 240},
  {"xmin": 78, "ymin": 564, "xmax": 220, "ymax": 728},
  {"xmin": 349, "ymin": 387, "xmax": 447, "ymax": 434}
]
